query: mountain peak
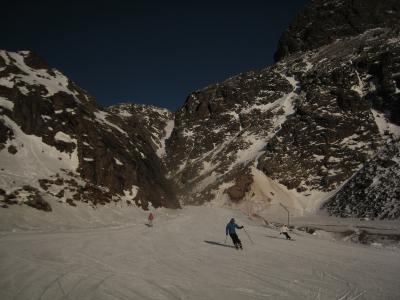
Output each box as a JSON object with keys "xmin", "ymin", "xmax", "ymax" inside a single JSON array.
[{"xmin": 274, "ymin": 0, "xmax": 400, "ymax": 62}]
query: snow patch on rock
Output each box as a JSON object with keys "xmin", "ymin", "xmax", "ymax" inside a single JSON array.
[
  {"xmin": 54, "ymin": 131, "xmax": 76, "ymax": 144},
  {"xmin": 0, "ymin": 115, "xmax": 79, "ymax": 192},
  {"xmin": 156, "ymin": 119, "xmax": 174, "ymax": 158},
  {"xmin": 94, "ymin": 110, "xmax": 128, "ymax": 137},
  {"xmin": 4, "ymin": 51, "xmax": 80, "ymax": 99},
  {"xmin": 372, "ymin": 109, "xmax": 400, "ymax": 138},
  {"xmin": 114, "ymin": 157, "xmax": 124, "ymax": 165},
  {"xmin": 0, "ymin": 96, "xmax": 14, "ymax": 111}
]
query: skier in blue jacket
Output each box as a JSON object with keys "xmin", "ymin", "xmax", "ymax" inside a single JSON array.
[{"xmin": 226, "ymin": 218, "xmax": 244, "ymax": 249}]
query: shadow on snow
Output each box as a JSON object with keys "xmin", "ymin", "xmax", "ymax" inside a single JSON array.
[
  {"xmin": 204, "ymin": 240, "xmax": 236, "ymax": 248},
  {"xmin": 265, "ymin": 235, "xmax": 295, "ymax": 241}
]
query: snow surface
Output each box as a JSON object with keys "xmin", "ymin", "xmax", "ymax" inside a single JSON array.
[
  {"xmin": 156, "ymin": 119, "xmax": 174, "ymax": 158},
  {"xmin": 0, "ymin": 204, "xmax": 399, "ymax": 300},
  {"xmin": 54, "ymin": 131, "xmax": 76, "ymax": 144},
  {"xmin": 218, "ymin": 167, "xmax": 335, "ymax": 219},
  {"xmin": 119, "ymin": 185, "xmax": 139, "ymax": 202},
  {"xmin": 0, "ymin": 96, "xmax": 14, "ymax": 111},
  {"xmin": 116, "ymin": 109, "xmax": 133, "ymax": 118},
  {"xmin": 114, "ymin": 157, "xmax": 124, "ymax": 166},
  {"xmin": 0, "ymin": 115, "xmax": 79, "ymax": 193},
  {"xmin": 351, "ymin": 70, "xmax": 365, "ymax": 97},
  {"xmin": 372, "ymin": 109, "xmax": 400, "ymax": 138}
]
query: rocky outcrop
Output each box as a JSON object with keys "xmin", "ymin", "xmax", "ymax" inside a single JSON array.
[
  {"xmin": 226, "ymin": 172, "xmax": 253, "ymax": 202},
  {"xmin": 107, "ymin": 103, "xmax": 174, "ymax": 157},
  {"xmin": 324, "ymin": 139, "xmax": 400, "ymax": 219},
  {"xmin": 274, "ymin": 0, "xmax": 400, "ymax": 61}
]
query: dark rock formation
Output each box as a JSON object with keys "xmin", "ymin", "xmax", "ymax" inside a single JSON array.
[
  {"xmin": 274, "ymin": 0, "xmax": 400, "ymax": 61},
  {"xmin": 226, "ymin": 172, "xmax": 254, "ymax": 202},
  {"xmin": 324, "ymin": 140, "xmax": 400, "ymax": 219}
]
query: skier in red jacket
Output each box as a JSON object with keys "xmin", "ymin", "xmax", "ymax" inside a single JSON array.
[{"xmin": 148, "ymin": 212, "xmax": 154, "ymax": 227}]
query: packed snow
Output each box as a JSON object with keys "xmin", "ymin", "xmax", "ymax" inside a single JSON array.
[{"xmin": 0, "ymin": 204, "xmax": 399, "ymax": 300}]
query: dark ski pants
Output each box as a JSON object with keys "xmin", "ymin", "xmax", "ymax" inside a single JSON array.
[
  {"xmin": 229, "ymin": 233, "xmax": 242, "ymax": 248},
  {"xmin": 283, "ymin": 232, "xmax": 291, "ymax": 240}
]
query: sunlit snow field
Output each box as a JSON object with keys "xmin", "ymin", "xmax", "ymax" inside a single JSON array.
[{"xmin": 1, "ymin": 204, "xmax": 399, "ymax": 300}]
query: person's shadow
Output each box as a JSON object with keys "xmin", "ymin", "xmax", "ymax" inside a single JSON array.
[
  {"xmin": 265, "ymin": 234, "xmax": 295, "ymax": 241},
  {"xmin": 264, "ymin": 234, "xmax": 282, "ymax": 240},
  {"xmin": 204, "ymin": 240, "xmax": 236, "ymax": 248}
]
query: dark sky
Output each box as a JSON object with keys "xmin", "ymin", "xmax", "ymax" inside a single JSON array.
[{"xmin": 2, "ymin": 0, "xmax": 309, "ymax": 111}]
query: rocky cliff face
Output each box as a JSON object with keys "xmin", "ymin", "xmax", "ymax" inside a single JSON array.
[
  {"xmin": 0, "ymin": 50, "xmax": 179, "ymax": 210},
  {"xmin": 165, "ymin": 0, "xmax": 400, "ymax": 218},
  {"xmin": 324, "ymin": 139, "xmax": 400, "ymax": 219},
  {"xmin": 274, "ymin": 0, "xmax": 400, "ymax": 62},
  {"xmin": 107, "ymin": 103, "xmax": 174, "ymax": 158}
]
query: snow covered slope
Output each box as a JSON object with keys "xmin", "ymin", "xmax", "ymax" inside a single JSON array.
[
  {"xmin": 0, "ymin": 50, "xmax": 179, "ymax": 210},
  {"xmin": 0, "ymin": 205, "xmax": 399, "ymax": 300},
  {"xmin": 164, "ymin": 1, "xmax": 400, "ymax": 218}
]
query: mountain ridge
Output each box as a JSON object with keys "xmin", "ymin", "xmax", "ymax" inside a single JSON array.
[{"xmin": 1, "ymin": 0, "xmax": 400, "ymax": 219}]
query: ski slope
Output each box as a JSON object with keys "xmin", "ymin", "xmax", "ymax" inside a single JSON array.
[{"xmin": 0, "ymin": 205, "xmax": 399, "ymax": 300}]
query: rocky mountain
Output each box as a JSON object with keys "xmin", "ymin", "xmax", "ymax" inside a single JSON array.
[
  {"xmin": 324, "ymin": 139, "xmax": 400, "ymax": 219},
  {"xmin": 1, "ymin": 0, "xmax": 399, "ymax": 219},
  {"xmin": 274, "ymin": 0, "xmax": 400, "ymax": 61},
  {"xmin": 107, "ymin": 103, "xmax": 174, "ymax": 158},
  {"xmin": 0, "ymin": 50, "xmax": 179, "ymax": 210},
  {"xmin": 164, "ymin": 0, "xmax": 400, "ymax": 218}
]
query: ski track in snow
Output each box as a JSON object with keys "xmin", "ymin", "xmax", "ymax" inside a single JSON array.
[{"xmin": 0, "ymin": 206, "xmax": 399, "ymax": 300}]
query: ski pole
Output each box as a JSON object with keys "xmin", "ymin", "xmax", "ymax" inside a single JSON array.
[
  {"xmin": 224, "ymin": 235, "xmax": 227, "ymax": 244},
  {"xmin": 243, "ymin": 227, "xmax": 254, "ymax": 244}
]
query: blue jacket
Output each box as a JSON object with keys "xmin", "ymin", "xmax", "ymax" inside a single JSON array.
[{"xmin": 226, "ymin": 221, "xmax": 243, "ymax": 235}]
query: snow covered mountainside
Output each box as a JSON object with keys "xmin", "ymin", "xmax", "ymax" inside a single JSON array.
[
  {"xmin": 0, "ymin": 50, "xmax": 179, "ymax": 210},
  {"xmin": 164, "ymin": 0, "xmax": 400, "ymax": 219},
  {"xmin": 1, "ymin": 0, "xmax": 400, "ymax": 221}
]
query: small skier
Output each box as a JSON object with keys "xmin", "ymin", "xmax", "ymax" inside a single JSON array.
[
  {"xmin": 280, "ymin": 224, "xmax": 292, "ymax": 240},
  {"xmin": 148, "ymin": 212, "xmax": 154, "ymax": 227},
  {"xmin": 226, "ymin": 218, "xmax": 244, "ymax": 249}
]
